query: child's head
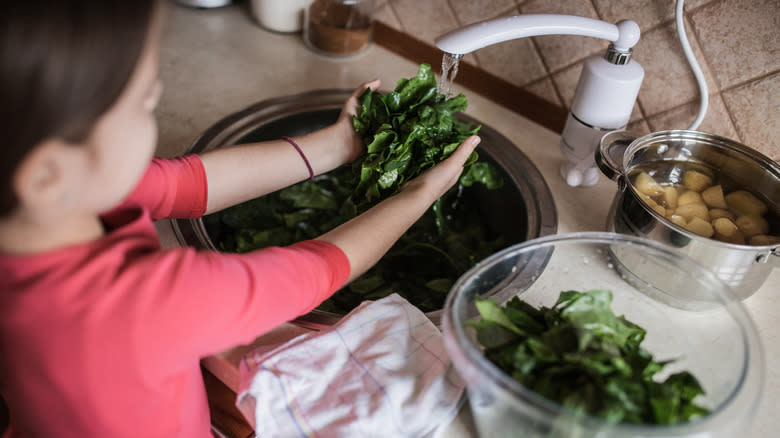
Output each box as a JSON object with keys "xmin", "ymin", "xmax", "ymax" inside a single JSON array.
[{"xmin": 0, "ymin": 1, "xmax": 163, "ymax": 219}]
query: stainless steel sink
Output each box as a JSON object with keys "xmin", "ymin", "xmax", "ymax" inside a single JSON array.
[{"xmin": 170, "ymin": 89, "xmax": 557, "ymax": 328}]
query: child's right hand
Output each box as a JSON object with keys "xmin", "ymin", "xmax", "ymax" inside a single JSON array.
[
  {"xmin": 317, "ymin": 135, "xmax": 482, "ymax": 283},
  {"xmin": 399, "ymin": 135, "xmax": 481, "ymax": 202}
]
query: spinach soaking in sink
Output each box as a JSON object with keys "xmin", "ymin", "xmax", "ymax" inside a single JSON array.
[
  {"xmin": 204, "ymin": 64, "xmax": 505, "ymax": 314},
  {"xmin": 471, "ymin": 290, "xmax": 710, "ymax": 425},
  {"xmin": 351, "ymin": 63, "xmax": 501, "ymax": 212}
]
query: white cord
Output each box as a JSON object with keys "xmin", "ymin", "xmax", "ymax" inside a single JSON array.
[{"xmin": 676, "ymin": 0, "xmax": 708, "ymax": 130}]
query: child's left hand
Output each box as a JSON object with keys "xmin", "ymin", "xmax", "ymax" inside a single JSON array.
[{"xmin": 335, "ymin": 79, "xmax": 381, "ymax": 163}]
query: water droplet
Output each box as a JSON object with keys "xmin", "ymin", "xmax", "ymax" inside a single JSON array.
[
  {"xmin": 607, "ymin": 263, "xmax": 614, "ymax": 269},
  {"xmin": 582, "ymin": 257, "xmax": 590, "ymax": 264}
]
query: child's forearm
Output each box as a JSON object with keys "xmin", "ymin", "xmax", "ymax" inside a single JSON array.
[
  {"xmin": 316, "ymin": 187, "xmax": 435, "ymax": 284},
  {"xmin": 317, "ymin": 135, "xmax": 481, "ymax": 284},
  {"xmin": 198, "ymin": 123, "xmax": 353, "ymax": 214}
]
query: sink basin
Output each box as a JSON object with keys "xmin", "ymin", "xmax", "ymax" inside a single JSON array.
[{"xmin": 170, "ymin": 89, "xmax": 557, "ymax": 328}]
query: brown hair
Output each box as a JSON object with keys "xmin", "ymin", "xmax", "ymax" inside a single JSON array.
[{"xmin": 0, "ymin": 1, "xmax": 160, "ymax": 215}]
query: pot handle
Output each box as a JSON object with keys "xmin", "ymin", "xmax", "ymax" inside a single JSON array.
[
  {"xmin": 760, "ymin": 247, "xmax": 780, "ymax": 268},
  {"xmin": 595, "ymin": 130, "xmax": 640, "ymax": 181}
]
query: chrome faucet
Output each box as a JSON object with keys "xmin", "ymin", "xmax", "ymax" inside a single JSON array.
[{"xmin": 435, "ymin": 14, "xmax": 644, "ymax": 187}]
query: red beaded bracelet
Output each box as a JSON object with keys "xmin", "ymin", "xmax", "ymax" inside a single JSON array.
[{"xmin": 282, "ymin": 136, "xmax": 314, "ymax": 180}]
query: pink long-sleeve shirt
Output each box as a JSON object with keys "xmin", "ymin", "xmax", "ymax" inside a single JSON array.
[{"xmin": 0, "ymin": 155, "xmax": 350, "ymax": 437}]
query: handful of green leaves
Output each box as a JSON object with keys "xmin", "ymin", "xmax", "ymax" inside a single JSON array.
[
  {"xmin": 471, "ymin": 290, "xmax": 710, "ymax": 425},
  {"xmin": 352, "ymin": 63, "xmax": 501, "ymax": 211}
]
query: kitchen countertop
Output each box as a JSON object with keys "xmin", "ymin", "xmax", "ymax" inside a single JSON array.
[{"xmin": 154, "ymin": 4, "xmax": 778, "ymax": 437}]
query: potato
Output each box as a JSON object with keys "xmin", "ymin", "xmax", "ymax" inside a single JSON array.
[
  {"xmin": 661, "ymin": 186, "xmax": 679, "ymax": 209},
  {"xmin": 715, "ymin": 229, "xmax": 746, "ymax": 245},
  {"xmin": 667, "ymin": 214, "xmax": 688, "ymax": 228},
  {"xmin": 685, "ymin": 217, "xmax": 715, "ymax": 237},
  {"xmin": 701, "ymin": 185, "xmax": 728, "ymax": 209},
  {"xmin": 650, "ymin": 203, "xmax": 666, "ymax": 216},
  {"xmin": 682, "ymin": 170, "xmax": 713, "ymax": 192},
  {"xmin": 712, "ymin": 217, "xmax": 738, "ymax": 237},
  {"xmin": 735, "ymin": 215, "xmax": 769, "ymax": 238},
  {"xmin": 726, "ymin": 190, "xmax": 768, "ymax": 216},
  {"xmin": 634, "ymin": 171, "xmax": 665, "ymax": 197},
  {"xmin": 709, "ymin": 208, "xmax": 735, "ymax": 221},
  {"xmin": 675, "ymin": 203, "xmax": 710, "ymax": 222},
  {"xmin": 749, "ymin": 235, "xmax": 780, "ymax": 246},
  {"xmin": 678, "ymin": 190, "xmax": 704, "ymax": 207}
]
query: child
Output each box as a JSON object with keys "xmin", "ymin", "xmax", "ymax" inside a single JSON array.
[{"xmin": 0, "ymin": 1, "xmax": 480, "ymax": 437}]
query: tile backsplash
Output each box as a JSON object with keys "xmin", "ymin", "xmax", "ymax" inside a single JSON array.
[{"xmin": 374, "ymin": 0, "xmax": 779, "ymax": 161}]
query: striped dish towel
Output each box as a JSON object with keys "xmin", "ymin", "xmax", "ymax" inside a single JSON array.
[{"xmin": 236, "ymin": 293, "xmax": 465, "ymax": 438}]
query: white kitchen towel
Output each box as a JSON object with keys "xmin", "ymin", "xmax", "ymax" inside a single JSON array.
[{"xmin": 235, "ymin": 293, "xmax": 465, "ymax": 438}]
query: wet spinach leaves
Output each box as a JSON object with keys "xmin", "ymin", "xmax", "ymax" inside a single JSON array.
[{"xmin": 472, "ymin": 290, "xmax": 710, "ymax": 425}]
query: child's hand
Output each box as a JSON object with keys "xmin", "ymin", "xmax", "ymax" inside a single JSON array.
[
  {"xmin": 317, "ymin": 135, "xmax": 481, "ymax": 283},
  {"xmin": 335, "ymin": 79, "xmax": 381, "ymax": 163},
  {"xmin": 400, "ymin": 135, "xmax": 482, "ymax": 201}
]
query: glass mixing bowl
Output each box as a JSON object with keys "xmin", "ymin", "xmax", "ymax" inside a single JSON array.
[{"xmin": 442, "ymin": 232, "xmax": 763, "ymax": 438}]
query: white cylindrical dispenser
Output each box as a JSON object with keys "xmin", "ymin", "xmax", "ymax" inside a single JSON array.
[{"xmin": 560, "ymin": 21, "xmax": 644, "ymax": 187}]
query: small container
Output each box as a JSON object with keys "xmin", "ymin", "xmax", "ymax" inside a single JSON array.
[
  {"xmin": 250, "ymin": 0, "xmax": 313, "ymax": 33},
  {"xmin": 303, "ymin": 0, "xmax": 375, "ymax": 56},
  {"xmin": 443, "ymin": 232, "xmax": 764, "ymax": 438}
]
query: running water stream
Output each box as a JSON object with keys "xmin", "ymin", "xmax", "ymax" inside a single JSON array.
[{"xmin": 437, "ymin": 53, "xmax": 461, "ymax": 96}]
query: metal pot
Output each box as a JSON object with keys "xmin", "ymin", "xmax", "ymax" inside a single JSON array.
[{"xmin": 597, "ymin": 129, "xmax": 779, "ymax": 303}]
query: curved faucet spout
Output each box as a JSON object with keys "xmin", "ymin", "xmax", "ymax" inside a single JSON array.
[{"xmin": 434, "ymin": 14, "xmax": 639, "ymax": 56}]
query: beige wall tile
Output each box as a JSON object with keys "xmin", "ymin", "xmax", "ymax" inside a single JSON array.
[
  {"xmin": 722, "ymin": 73, "xmax": 779, "ymax": 161},
  {"xmin": 633, "ymin": 17, "xmax": 716, "ymax": 117},
  {"xmin": 627, "ymin": 119, "xmax": 652, "ymax": 136},
  {"xmin": 628, "ymin": 102, "xmax": 644, "ymax": 124},
  {"xmin": 473, "ymin": 36, "xmax": 547, "ymax": 87},
  {"xmin": 374, "ymin": 3, "xmax": 402, "ymax": 30},
  {"xmin": 448, "ymin": 0, "xmax": 517, "ymax": 24},
  {"xmin": 591, "ymin": 0, "xmax": 674, "ymax": 31},
  {"xmin": 690, "ymin": 0, "xmax": 780, "ymax": 90},
  {"xmin": 524, "ymin": 78, "xmax": 562, "ymax": 107},
  {"xmin": 592, "ymin": 0, "xmax": 718, "ymax": 31},
  {"xmin": 389, "ymin": 0, "xmax": 460, "ymax": 44},
  {"xmin": 551, "ymin": 62, "xmax": 583, "ymax": 108},
  {"xmin": 520, "ymin": 0, "xmax": 606, "ymax": 72},
  {"xmin": 646, "ymin": 93, "xmax": 739, "ymax": 141}
]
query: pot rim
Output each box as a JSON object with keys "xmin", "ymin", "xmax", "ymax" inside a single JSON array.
[{"xmin": 600, "ymin": 129, "xmax": 780, "ymax": 252}]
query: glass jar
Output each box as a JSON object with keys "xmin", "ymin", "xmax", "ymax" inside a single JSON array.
[{"xmin": 303, "ymin": 0, "xmax": 375, "ymax": 56}]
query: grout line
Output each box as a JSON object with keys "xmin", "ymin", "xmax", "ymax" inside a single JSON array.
[
  {"xmin": 685, "ymin": 4, "xmax": 723, "ymax": 92},
  {"xmin": 588, "ymin": 0, "xmax": 602, "ymax": 21},
  {"xmin": 385, "ymin": 0, "xmax": 405, "ymax": 33},
  {"xmin": 720, "ymin": 69, "xmax": 780, "ymax": 93},
  {"xmin": 718, "ymin": 90, "xmax": 745, "ymax": 143},
  {"xmin": 528, "ymin": 37, "xmax": 555, "ymax": 90},
  {"xmin": 444, "ymin": 0, "xmax": 463, "ymax": 26}
]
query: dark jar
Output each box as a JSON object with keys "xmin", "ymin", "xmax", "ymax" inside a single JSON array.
[{"xmin": 304, "ymin": 0, "xmax": 375, "ymax": 56}]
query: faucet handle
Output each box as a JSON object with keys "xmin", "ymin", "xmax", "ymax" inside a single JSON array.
[{"xmin": 613, "ymin": 20, "xmax": 641, "ymax": 52}]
